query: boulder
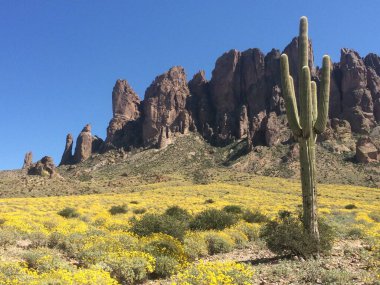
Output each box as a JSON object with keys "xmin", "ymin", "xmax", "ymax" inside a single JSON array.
[
  {"xmin": 355, "ymin": 136, "xmax": 380, "ymax": 163},
  {"xmin": 28, "ymin": 156, "xmax": 56, "ymax": 177}
]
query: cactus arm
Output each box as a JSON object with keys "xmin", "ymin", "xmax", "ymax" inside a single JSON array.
[
  {"xmin": 300, "ymin": 66, "xmax": 312, "ymax": 139},
  {"xmin": 314, "ymin": 55, "xmax": 331, "ymax": 134},
  {"xmin": 298, "ymin": 16, "xmax": 309, "ymax": 96},
  {"xmin": 280, "ymin": 54, "xmax": 302, "ymax": 137},
  {"xmin": 311, "ymin": 81, "xmax": 318, "ymax": 123}
]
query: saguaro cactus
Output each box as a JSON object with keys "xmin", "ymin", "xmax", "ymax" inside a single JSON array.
[{"xmin": 280, "ymin": 16, "xmax": 330, "ymax": 242}]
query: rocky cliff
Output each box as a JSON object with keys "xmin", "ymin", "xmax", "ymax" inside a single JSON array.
[{"xmin": 59, "ymin": 38, "xmax": 380, "ymax": 165}]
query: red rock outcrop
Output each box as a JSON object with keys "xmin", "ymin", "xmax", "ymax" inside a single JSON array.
[
  {"xmin": 142, "ymin": 66, "xmax": 191, "ymax": 147},
  {"xmin": 356, "ymin": 136, "xmax": 380, "ymax": 163},
  {"xmin": 28, "ymin": 156, "xmax": 56, "ymax": 177},
  {"xmin": 106, "ymin": 80, "xmax": 142, "ymax": 149},
  {"xmin": 73, "ymin": 124, "xmax": 93, "ymax": 163},
  {"xmin": 22, "ymin": 152, "xmax": 33, "ymax": 170},
  {"xmin": 59, "ymin": 134, "xmax": 73, "ymax": 165},
  {"xmin": 340, "ymin": 48, "xmax": 375, "ymax": 133}
]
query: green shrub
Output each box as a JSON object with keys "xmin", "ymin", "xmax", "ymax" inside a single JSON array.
[
  {"xmin": 102, "ymin": 251, "xmax": 155, "ymax": 284},
  {"xmin": 225, "ymin": 229, "xmax": 249, "ymax": 249},
  {"xmin": 204, "ymin": 232, "xmax": 234, "ymax": 255},
  {"xmin": 22, "ymin": 248, "xmax": 71, "ymax": 273},
  {"xmin": 183, "ymin": 233, "xmax": 208, "ymax": 260},
  {"xmin": 130, "ymin": 200, "xmax": 139, "ymax": 204},
  {"xmin": 242, "ymin": 210, "xmax": 269, "ymax": 223},
  {"xmin": 222, "ymin": 205, "xmax": 243, "ymax": 214},
  {"xmin": 205, "ymin": 199, "xmax": 215, "ymax": 204},
  {"xmin": 133, "ymin": 208, "xmax": 147, "ymax": 215},
  {"xmin": 260, "ymin": 211, "xmax": 335, "ymax": 258},
  {"xmin": 109, "ymin": 204, "xmax": 128, "ymax": 215},
  {"xmin": 344, "ymin": 204, "xmax": 357, "ymax": 210},
  {"xmin": 233, "ymin": 221, "xmax": 260, "ymax": 241},
  {"xmin": 131, "ymin": 213, "xmax": 188, "ymax": 240},
  {"xmin": 0, "ymin": 227, "xmax": 17, "ymax": 249},
  {"xmin": 346, "ymin": 227, "xmax": 364, "ymax": 239},
  {"xmin": 165, "ymin": 206, "xmax": 192, "ymax": 223},
  {"xmin": 152, "ymin": 255, "xmax": 180, "ymax": 278},
  {"xmin": 57, "ymin": 207, "xmax": 80, "ymax": 218},
  {"xmin": 141, "ymin": 233, "xmax": 186, "ymax": 277},
  {"xmin": 190, "ymin": 209, "xmax": 237, "ymax": 231},
  {"xmin": 27, "ymin": 231, "xmax": 49, "ymax": 248},
  {"xmin": 172, "ymin": 260, "xmax": 254, "ymax": 285}
]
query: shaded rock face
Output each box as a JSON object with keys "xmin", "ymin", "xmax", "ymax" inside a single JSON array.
[
  {"xmin": 22, "ymin": 152, "xmax": 33, "ymax": 170},
  {"xmin": 59, "ymin": 134, "xmax": 73, "ymax": 166},
  {"xmin": 356, "ymin": 136, "xmax": 380, "ymax": 163},
  {"xmin": 264, "ymin": 113, "xmax": 290, "ymax": 147},
  {"xmin": 340, "ymin": 48, "xmax": 375, "ymax": 133},
  {"xmin": 106, "ymin": 80, "xmax": 142, "ymax": 149},
  {"xmin": 28, "ymin": 156, "xmax": 56, "ymax": 177},
  {"xmin": 142, "ymin": 66, "xmax": 190, "ymax": 147},
  {"xmin": 188, "ymin": 70, "xmax": 213, "ymax": 135},
  {"xmin": 74, "ymin": 124, "xmax": 93, "ymax": 163}
]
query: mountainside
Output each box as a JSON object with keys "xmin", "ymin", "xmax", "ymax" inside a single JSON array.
[{"xmin": 49, "ymin": 37, "xmax": 380, "ymax": 167}]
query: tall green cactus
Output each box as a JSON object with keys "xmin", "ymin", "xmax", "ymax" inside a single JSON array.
[{"xmin": 280, "ymin": 16, "xmax": 330, "ymax": 242}]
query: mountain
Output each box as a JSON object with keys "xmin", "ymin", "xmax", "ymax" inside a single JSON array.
[{"xmin": 52, "ymin": 37, "xmax": 379, "ymax": 165}]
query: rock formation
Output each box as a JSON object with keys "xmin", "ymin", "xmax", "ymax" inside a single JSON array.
[
  {"xmin": 28, "ymin": 156, "xmax": 56, "ymax": 177},
  {"xmin": 106, "ymin": 80, "xmax": 142, "ymax": 149},
  {"xmin": 22, "ymin": 152, "xmax": 33, "ymax": 170},
  {"xmin": 59, "ymin": 134, "xmax": 73, "ymax": 165},
  {"xmin": 356, "ymin": 136, "xmax": 380, "ymax": 163},
  {"xmin": 340, "ymin": 49, "xmax": 375, "ymax": 133},
  {"xmin": 73, "ymin": 124, "xmax": 93, "ymax": 163},
  {"xmin": 142, "ymin": 66, "xmax": 191, "ymax": 147},
  {"xmin": 59, "ymin": 36, "xmax": 380, "ymax": 165}
]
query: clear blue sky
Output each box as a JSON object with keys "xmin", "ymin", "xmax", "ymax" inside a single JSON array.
[{"xmin": 1, "ymin": 0, "xmax": 380, "ymax": 170}]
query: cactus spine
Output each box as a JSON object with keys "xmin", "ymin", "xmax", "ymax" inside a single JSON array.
[{"xmin": 280, "ymin": 16, "xmax": 330, "ymax": 243}]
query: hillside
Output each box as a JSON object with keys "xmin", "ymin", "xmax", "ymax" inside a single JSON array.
[{"xmin": 1, "ymin": 133, "xmax": 379, "ymax": 199}]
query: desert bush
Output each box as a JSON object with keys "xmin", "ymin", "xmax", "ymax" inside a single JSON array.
[
  {"xmin": 204, "ymin": 199, "xmax": 215, "ymax": 204},
  {"xmin": 48, "ymin": 232, "xmax": 86, "ymax": 258},
  {"xmin": 223, "ymin": 205, "xmax": 244, "ymax": 214},
  {"xmin": 190, "ymin": 209, "xmax": 237, "ymax": 231},
  {"xmin": 109, "ymin": 204, "xmax": 128, "ymax": 215},
  {"xmin": 133, "ymin": 208, "xmax": 147, "ymax": 215},
  {"xmin": 57, "ymin": 207, "xmax": 80, "ymax": 218},
  {"xmin": 225, "ymin": 229, "xmax": 249, "ymax": 249},
  {"xmin": 141, "ymin": 233, "xmax": 186, "ymax": 261},
  {"xmin": 130, "ymin": 213, "xmax": 188, "ymax": 240},
  {"xmin": 183, "ymin": 233, "xmax": 208, "ymax": 260},
  {"xmin": 346, "ymin": 227, "xmax": 364, "ymax": 239},
  {"xmin": 101, "ymin": 251, "xmax": 155, "ymax": 284},
  {"xmin": 260, "ymin": 211, "xmax": 335, "ymax": 258},
  {"xmin": 130, "ymin": 200, "xmax": 139, "ymax": 204},
  {"xmin": 0, "ymin": 262, "xmax": 36, "ymax": 283},
  {"xmin": 152, "ymin": 255, "xmax": 180, "ymax": 278},
  {"xmin": 165, "ymin": 206, "xmax": 192, "ymax": 223},
  {"xmin": 242, "ymin": 210, "xmax": 269, "ymax": 223},
  {"xmin": 233, "ymin": 221, "xmax": 260, "ymax": 241},
  {"xmin": 173, "ymin": 260, "xmax": 254, "ymax": 284},
  {"xmin": 0, "ymin": 227, "xmax": 17, "ymax": 249},
  {"xmin": 344, "ymin": 204, "xmax": 357, "ymax": 209},
  {"xmin": 203, "ymin": 232, "xmax": 234, "ymax": 255},
  {"xmin": 141, "ymin": 233, "xmax": 186, "ymax": 277},
  {"xmin": 22, "ymin": 248, "xmax": 71, "ymax": 273},
  {"xmin": 26, "ymin": 231, "xmax": 49, "ymax": 248},
  {"xmin": 368, "ymin": 211, "xmax": 380, "ymax": 222}
]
